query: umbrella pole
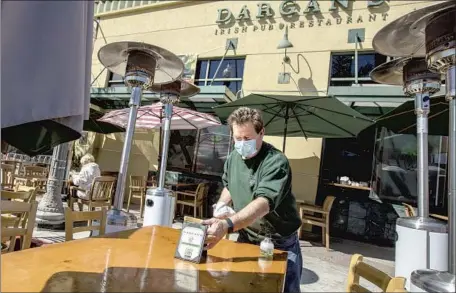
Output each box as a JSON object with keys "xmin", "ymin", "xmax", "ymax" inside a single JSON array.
[
  {"xmin": 446, "ymin": 65, "xmax": 456, "ymax": 274},
  {"xmin": 282, "ymin": 106, "xmax": 289, "ymax": 153}
]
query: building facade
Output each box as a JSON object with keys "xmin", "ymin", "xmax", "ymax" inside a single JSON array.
[{"xmin": 88, "ymin": 0, "xmax": 439, "ymax": 208}]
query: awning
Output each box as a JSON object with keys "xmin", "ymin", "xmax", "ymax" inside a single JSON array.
[
  {"xmin": 328, "ymin": 85, "xmax": 447, "ymax": 118},
  {"xmin": 90, "ymin": 85, "xmax": 235, "ymax": 113}
]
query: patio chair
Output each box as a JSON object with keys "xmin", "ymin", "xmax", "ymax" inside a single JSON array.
[
  {"xmin": 126, "ymin": 175, "xmax": 146, "ymax": 216},
  {"xmin": 1, "ymin": 163, "xmax": 15, "ymax": 190},
  {"xmin": 298, "ymin": 195, "xmax": 335, "ymax": 250},
  {"xmin": 69, "ymin": 176, "xmax": 115, "ymax": 211},
  {"xmin": 1, "ymin": 200, "xmax": 38, "ymax": 253},
  {"xmin": 176, "ymin": 183, "xmax": 208, "ymax": 218},
  {"xmin": 64, "ymin": 207, "xmax": 107, "ymax": 241},
  {"xmin": 347, "ymin": 254, "xmax": 406, "ymax": 292}
]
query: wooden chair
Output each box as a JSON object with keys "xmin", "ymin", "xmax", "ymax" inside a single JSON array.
[
  {"xmin": 24, "ymin": 165, "xmax": 47, "ymax": 177},
  {"xmin": 402, "ymin": 203, "xmax": 416, "ymax": 217},
  {"xmin": 347, "ymin": 254, "xmax": 406, "ymax": 292},
  {"xmin": 64, "ymin": 207, "xmax": 107, "ymax": 241},
  {"xmin": 126, "ymin": 175, "xmax": 146, "ymax": 216},
  {"xmin": 176, "ymin": 183, "xmax": 208, "ymax": 218},
  {"xmin": 298, "ymin": 195, "xmax": 335, "ymax": 250},
  {"xmin": 1, "ymin": 200, "xmax": 38, "ymax": 253},
  {"xmin": 69, "ymin": 176, "xmax": 115, "ymax": 211},
  {"xmin": 1, "ymin": 163, "xmax": 15, "ymax": 190}
]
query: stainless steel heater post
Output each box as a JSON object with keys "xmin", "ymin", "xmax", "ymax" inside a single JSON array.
[
  {"xmin": 143, "ymin": 80, "xmax": 200, "ymax": 227},
  {"xmin": 370, "ymin": 58, "xmax": 448, "ymax": 291},
  {"xmin": 372, "ymin": 2, "xmax": 456, "ymax": 290},
  {"xmin": 411, "ymin": 8, "xmax": 456, "ymax": 293},
  {"xmin": 97, "ymin": 42, "xmax": 184, "ymax": 233}
]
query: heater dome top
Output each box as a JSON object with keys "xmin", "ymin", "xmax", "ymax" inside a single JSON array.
[
  {"xmin": 98, "ymin": 41, "xmax": 184, "ymax": 86},
  {"xmin": 372, "ymin": 1, "xmax": 455, "ymax": 57}
]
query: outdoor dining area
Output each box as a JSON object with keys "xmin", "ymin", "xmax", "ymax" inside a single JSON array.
[{"xmin": 1, "ymin": 1, "xmax": 456, "ymax": 292}]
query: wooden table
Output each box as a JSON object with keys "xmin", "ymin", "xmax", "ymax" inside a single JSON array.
[
  {"xmin": 327, "ymin": 182, "xmax": 372, "ymax": 191},
  {"xmin": 1, "ymin": 226, "xmax": 287, "ymax": 292}
]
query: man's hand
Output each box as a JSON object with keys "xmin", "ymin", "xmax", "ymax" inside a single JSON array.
[{"xmin": 202, "ymin": 218, "xmax": 229, "ymax": 250}]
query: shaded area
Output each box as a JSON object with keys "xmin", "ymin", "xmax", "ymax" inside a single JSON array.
[{"xmin": 41, "ymin": 266, "xmax": 285, "ymax": 292}]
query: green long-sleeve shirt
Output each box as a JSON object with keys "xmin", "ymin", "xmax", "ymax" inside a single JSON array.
[{"xmin": 222, "ymin": 142, "xmax": 302, "ymax": 243}]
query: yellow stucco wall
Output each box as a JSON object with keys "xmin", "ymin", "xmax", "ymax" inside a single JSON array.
[{"xmin": 90, "ymin": 0, "xmax": 436, "ymax": 203}]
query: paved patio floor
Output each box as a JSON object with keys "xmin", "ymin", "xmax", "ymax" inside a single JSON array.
[{"xmin": 32, "ymin": 201, "xmax": 395, "ymax": 292}]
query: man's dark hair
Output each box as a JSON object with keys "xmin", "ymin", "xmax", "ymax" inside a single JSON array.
[{"xmin": 227, "ymin": 107, "xmax": 264, "ymax": 133}]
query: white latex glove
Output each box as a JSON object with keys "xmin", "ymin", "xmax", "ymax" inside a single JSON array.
[{"xmin": 213, "ymin": 202, "xmax": 235, "ymax": 219}]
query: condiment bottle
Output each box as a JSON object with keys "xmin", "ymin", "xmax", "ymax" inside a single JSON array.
[{"xmin": 260, "ymin": 236, "xmax": 274, "ymax": 259}]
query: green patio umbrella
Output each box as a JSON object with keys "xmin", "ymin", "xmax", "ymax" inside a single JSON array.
[
  {"xmin": 214, "ymin": 94, "xmax": 374, "ymax": 151},
  {"xmin": 358, "ymin": 96, "xmax": 448, "ymax": 138},
  {"xmin": 1, "ymin": 108, "xmax": 124, "ymax": 157}
]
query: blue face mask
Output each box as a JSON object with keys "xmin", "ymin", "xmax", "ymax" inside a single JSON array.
[{"xmin": 234, "ymin": 138, "xmax": 257, "ymax": 158}]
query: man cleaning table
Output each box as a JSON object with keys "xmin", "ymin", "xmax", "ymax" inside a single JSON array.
[{"xmin": 203, "ymin": 107, "xmax": 303, "ymax": 293}]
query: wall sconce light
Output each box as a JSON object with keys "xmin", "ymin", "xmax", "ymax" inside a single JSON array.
[{"xmin": 277, "ymin": 26, "xmax": 294, "ymax": 64}]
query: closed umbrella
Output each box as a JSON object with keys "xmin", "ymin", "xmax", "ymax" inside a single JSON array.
[
  {"xmin": 358, "ymin": 96, "xmax": 449, "ymax": 137},
  {"xmin": 214, "ymin": 94, "xmax": 374, "ymax": 151},
  {"xmin": 1, "ymin": 1, "xmax": 93, "ymax": 156},
  {"xmin": 98, "ymin": 102, "xmax": 221, "ymax": 130}
]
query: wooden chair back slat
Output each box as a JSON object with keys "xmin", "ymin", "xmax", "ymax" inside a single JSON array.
[
  {"xmin": 1, "ymin": 189, "xmax": 35, "ymax": 202},
  {"xmin": 1, "ymin": 164, "xmax": 15, "ymax": 189},
  {"xmin": 24, "ymin": 166, "xmax": 47, "ymax": 177},
  {"xmin": 195, "ymin": 183, "xmax": 208, "ymax": 203},
  {"xmin": 90, "ymin": 176, "xmax": 116, "ymax": 201},
  {"xmin": 130, "ymin": 176, "xmax": 146, "ymax": 188},
  {"xmin": 346, "ymin": 254, "xmax": 406, "ymax": 293},
  {"xmin": 64, "ymin": 208, "xmax": 107, "ymax": 241},
  {"xmin": 1, "ymin": 200, "xmax": 38, "ymax": 253},
  {"xmin": 323, "ymin": 196, "xmax": 336, "ymax": 217}
]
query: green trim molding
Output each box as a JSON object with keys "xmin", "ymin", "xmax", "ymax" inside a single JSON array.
[
  {"xmin": 90, "ymin": 85, "xmax": 236, "ymax": 113},
  {"xmin": 328, "ymin": 85, "xmax": 447, "ymax": 118}
]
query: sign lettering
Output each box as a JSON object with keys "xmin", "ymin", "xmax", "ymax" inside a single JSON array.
[
  {"xmin": 216, "ymin": 0, "xmax": 385, "ymax": 24},
  {"xmin": 214, "ymin": 0, "xmax": 388, "ymax": 36}
]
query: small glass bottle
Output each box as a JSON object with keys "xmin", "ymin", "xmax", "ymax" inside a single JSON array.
[{"xmin": 260, "ymin": 235, "xmax": 274, "ymax": 259}]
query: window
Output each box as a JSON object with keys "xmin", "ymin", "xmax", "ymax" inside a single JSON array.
[
  {"xmin": 107, "ymin": 72, "xmax": 125, "ymax": 88},
  {"xmin": 193, "ymin": 125, "xmax": 232, "ymax": 176},
  {"xmin": 194, "ymin": 58, "xmax": 245, "ymax": 95},
  {"xmin": 329, "ymin": 52, "xmax": 389, "ymax": 86}
]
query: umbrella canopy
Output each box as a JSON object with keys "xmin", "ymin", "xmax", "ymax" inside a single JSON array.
[
  {"xmin": 98, "ymin": 102, "xmax": 221, "ymax": 130},
  {"xmin": 358, "ymin": 96, "xmax": 449, "ymax": 137},
  {"xmin": 1, "ymin": 1, "xmax": 94, "ymax": 156},
  {"xmin": 214, "ymin": 94, "xmax": 374, "ymax": 151}
]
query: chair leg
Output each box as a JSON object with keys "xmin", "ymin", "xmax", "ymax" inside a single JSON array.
[
  {"xmin": 298, "ymin": 207, "xmax": 303, "ymax": 239},
  {"xmin": 126, "ymin": 190, "xmax": 132, "ymax": 212},
  {"xmin": 140, "ymin": 194, "xmax": 144, "ymax": 218},
  {"xmin": 321, "ymin": 227, "xmax": 326, "ymax": 247},
  {"xmin": 193, "ymin": 205, "xmax": 197, "ymax": 218},
  {"xmin": 325, "ymin": 226, "xmax": 330, "ymax": 250},
  {"xmin": 77, "ymin": 200, "xmax": 83, "ymax": 212},
  {"xmin": 69, "ymin": 196, "xmax": 74, "ymax": 211}
]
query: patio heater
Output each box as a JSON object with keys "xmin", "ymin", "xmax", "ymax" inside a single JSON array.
[
  {"xmin": 142, "ymin": 80, "xmax": 200, "ymax": 227},
  {"xmin": 370, "ymin": 57, "xmax": 448, "ymax": 290},
  {"xmin": 97, "ymin": 41, "xmax": 184, "ymax": 233},
  {"xmin": 373, "ymin": 1, "xmax": 455, "ymax": 291}
]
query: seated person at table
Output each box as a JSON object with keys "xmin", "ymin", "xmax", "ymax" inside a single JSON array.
[
  {"xmin": 70, "ymin": 154, "xmax": 101, "ymax": 199},
  {"xmin": 203, "ymin": 107, "xmax": 303, "ymax": 293}
]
